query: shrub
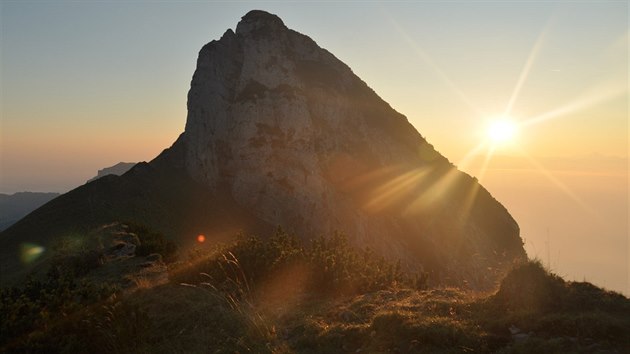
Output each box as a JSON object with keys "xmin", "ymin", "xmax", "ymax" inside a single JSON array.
[
  {"xmin": 0, "ymin": 272, "xmax": 119, "ymax": 351},
  {"xmin": 172, "ymin": 229, "xmax": 304, "ymax": 290},
  {"xmin": 172, "ymin": 229, "xmax": 416, "ymax": 298},
  {"xmin": 125, "ymin": 222, "xmax": 178, "ymax": 262},
  {"xmin": 306, "ymin": 232, "xmax": 407, "ymax": 294},
  {"xmin": 493, "ymin": 259, "xmax": 565, "ymax": 313}
]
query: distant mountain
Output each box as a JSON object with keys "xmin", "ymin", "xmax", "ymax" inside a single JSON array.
[
  {"xmin": 0, "ymin": 10, "xmax": 524, "ymax": 287},
  {"xmin": 0, "ymin": 162, "xmax": 135, "ymax": 232},
  {"xmin": 87, "ymin": 162, "xmax": 136, "ymax": 183},
  {"xmin": 0, "ymin": 192, "xmax": 60, "ymax": 231}
]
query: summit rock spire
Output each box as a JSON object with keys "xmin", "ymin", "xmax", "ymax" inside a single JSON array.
[{"xmin": 176, "ymin": 10, "xmax": 524, "ymax": 282}]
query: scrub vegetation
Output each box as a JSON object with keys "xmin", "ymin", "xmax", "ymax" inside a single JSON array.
[{"xmin": 1, "ymin": 226, "xmax": 628, "ymax": 353}]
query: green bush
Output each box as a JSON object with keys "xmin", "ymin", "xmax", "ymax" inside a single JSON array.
[
  {"xmin": 0, "ymin": 272, "xmax": 119, "ymax": 351},
  {"xmin": 172, "ymin": 229, "xmax": 304, "ymax": 291},
  {"xmin": 2, "ymin": 294, "xmax": 150, "ymax": 353},
  {"xmin": 125, "ymin": 222, "xmax": 178, "ymax": 262},
  {"xmin": 493, "ymin": 259, "xmax": 566, "ymax": 313},
  {"xmin": 172, "ymin": 229, "xmax": 419, "ymax": 297},
  {"xmin": 306, "ymin": 232, "xmax": 407, "ymax": 294}
]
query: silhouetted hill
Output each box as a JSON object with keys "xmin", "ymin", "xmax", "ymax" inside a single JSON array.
[
  {"xmin": 0, "ymin": 192, "xmax": 60, "ymax": 231},
  {"xmin": 0, "ymin": 144, "xmax": 269, "ymax": 284},
  {"xmin": 0, "ymin": 162, "xmax": 135, "ymax": 232},
  {"xmin": 87, "ymin": 162, "xmax": 136, "ymax": 183}
]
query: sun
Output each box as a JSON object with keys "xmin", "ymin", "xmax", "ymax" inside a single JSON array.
[{"xmin": 487, "ymin": 119, "xmax": 518, "ymax": 144}]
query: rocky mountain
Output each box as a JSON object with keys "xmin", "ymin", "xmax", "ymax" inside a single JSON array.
[
  {"xmin": 0, "ymin": 192, "xmax": 60, "ymax": 231},
  {"xmin": 87, "ymin": 162, "xmax": 136, "ymax": 183},
  {"xmin": 0, "ymin": 10, "xmax": 524, "ymax": 287}
]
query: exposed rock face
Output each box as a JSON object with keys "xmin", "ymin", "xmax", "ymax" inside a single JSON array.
[
  {"xmin": 174, "ymin": 10, "xmax": 524, "ymax": 283},
  {"xmin": 184, "ymin": 11, "xmax": 393, "ymax": 232}
]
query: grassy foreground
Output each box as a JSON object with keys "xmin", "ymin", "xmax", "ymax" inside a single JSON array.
[{"xmin": 1, "ymin": 228, "xmax": 628, "ymax": 353}]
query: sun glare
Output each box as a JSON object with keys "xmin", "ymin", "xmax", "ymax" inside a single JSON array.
[{"xmin": 487, "ymin": 119, "xmax": 518, "ymax": 144}]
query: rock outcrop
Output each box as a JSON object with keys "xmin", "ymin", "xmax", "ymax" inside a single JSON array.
[
  {"xmin": 87, "ymin": 162, "xmax": 136, "ymax": 183},
  {"xmin": 0, "ymin": 10, "xmax": 524, "ymax": 288}
]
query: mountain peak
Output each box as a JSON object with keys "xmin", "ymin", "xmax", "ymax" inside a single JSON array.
[
  {"xmin": 178, "ymin": 9, "xmax": 524, "ymax": 283},
  {"xmin": 1, "ymin": 10, "xmax": 524, "ymax": 289},
  {"xmin": 236, "ymin": 10, "xmax": 287, "ymax": 36}
]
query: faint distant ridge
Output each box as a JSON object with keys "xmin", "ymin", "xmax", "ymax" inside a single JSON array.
[
  {"xmin": 0, "ymin": 162, "xmax": 136, "ymax": 231},
  {"xmin": 0, "ymin": 192, "xmax": 60, "ymax": 231},
  {"xmin": 87, "ymin": 162, "xmax": 136, "ymax": 183}
]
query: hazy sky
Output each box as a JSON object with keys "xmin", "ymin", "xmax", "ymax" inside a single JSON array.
[{"xmin": 1, "ymin": 1, "xmax": 627, "ymax": 293}]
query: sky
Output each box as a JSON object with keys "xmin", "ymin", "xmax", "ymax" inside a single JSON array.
[{"xmin": 1, "ymin": 1, "xmax": 627, "ymax": 294}]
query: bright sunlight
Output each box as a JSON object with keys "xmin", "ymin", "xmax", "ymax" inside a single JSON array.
[{"xmin": 487, "ymin": 119, "xmax": 518, "ymax": 144}]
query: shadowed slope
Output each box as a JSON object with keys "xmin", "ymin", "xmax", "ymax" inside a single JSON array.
[
  {"xmin": 0, "ymin": 192, "xmax": 61, "ymax": 231},
  {"xmin": 0, "ymin": 140, "xmax": 269, "ymax": 285}
]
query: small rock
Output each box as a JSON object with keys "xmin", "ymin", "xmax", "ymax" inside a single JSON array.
[
  {"xmin": 339, "ymin": 310, "xmax": 358, "ymax": 322},
  {"xmin": 139, "ymin": 261, "xmax": 155, "ymax": 268},
  {"xmin": 512, "ymin": 333, "xmax": 530, "ymax": 342},
  {"xmin": 509, "ymin": 325, "xmax": 521, "ymax": 335},
  {"xmin": 145, "ymin": 253, "xmax": 163, "ymax": 263},
  {"xmin": 107, "ymin": 242, "xmax": 136, "ymax": 258}
]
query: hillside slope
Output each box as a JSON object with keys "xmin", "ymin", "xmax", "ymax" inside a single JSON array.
[{"xmin": 0, "ymin": 192, "xmax": 60, "ymax": 231}]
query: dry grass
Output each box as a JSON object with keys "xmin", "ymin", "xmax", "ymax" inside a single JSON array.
[{"xmin": 3, "ymin": 237, "xmax": 628, "ymax": 353}]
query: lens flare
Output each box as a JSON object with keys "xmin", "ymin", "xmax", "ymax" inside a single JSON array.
[
  {"xmin": 20, "ymin": 243, "xmax": 45, "ymax": 264},
  {"xmin": 197, "ymin": 234, "xmax": 206, "ymax": 243}
]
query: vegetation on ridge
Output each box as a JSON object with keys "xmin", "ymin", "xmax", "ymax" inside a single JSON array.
[
  {"xmin": 1, "ymin": 226, "xmax": 628, "ymax": 353},
  {"xmin": 171, "ymin": 229, "xmax": 427, "ymax": 296}
]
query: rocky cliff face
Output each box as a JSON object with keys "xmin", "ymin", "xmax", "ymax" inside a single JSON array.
[
  {"xmin": 1, "ymin": 10, "xmax": 524, "ymax": 288},
  {"xmin": 168, "ymin": 10, "xmax": 524, "ymax": 283}
]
